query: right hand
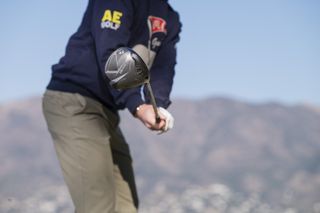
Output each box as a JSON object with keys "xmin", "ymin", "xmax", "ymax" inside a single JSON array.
[{"xmin": 134, "ymin": 104, "xmax": 166, "ymax": 131}]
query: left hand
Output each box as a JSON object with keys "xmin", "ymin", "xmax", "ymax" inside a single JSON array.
[{"xmin": 158, "ymin": 107, "xmax": 174, "ymax": 133}]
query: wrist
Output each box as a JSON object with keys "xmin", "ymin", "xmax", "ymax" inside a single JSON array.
[
  {"xmin": 134, "ymin": 104, "xmax": 147, "ymax": 118},
  {"xmin": 125, "ymin": 93, "xmax": 144, "ymax": 115}
]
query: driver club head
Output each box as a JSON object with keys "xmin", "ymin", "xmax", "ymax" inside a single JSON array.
[{"xmin": 104, "ymin": 47, "xmax": 149, "ymax": 90}]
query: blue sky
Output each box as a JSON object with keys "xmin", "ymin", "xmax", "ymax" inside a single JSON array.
[{"xmin": 0, "ymin": 0, "xmax": 319, "ymax": 105}]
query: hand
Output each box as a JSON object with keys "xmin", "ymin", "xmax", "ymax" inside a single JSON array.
[
  {"xmin": 135, "ymin": 104, "xmax": 166, "ymax": 131},
  {"xmin": 158, "ymin": 107, "xmax": 174, "ymax": 133}
]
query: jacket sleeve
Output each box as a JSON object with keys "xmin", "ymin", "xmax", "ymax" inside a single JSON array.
[
  {"xmin": 144, "ymin": 14, "xmax": 182, "ymax": 109},
  {"xmin": 92, "ymin": 0, "xmax": 144, "ymax": 114}
]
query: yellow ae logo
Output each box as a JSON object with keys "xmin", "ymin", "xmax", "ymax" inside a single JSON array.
[{"xmin": 101, "ymin": 10, "xmax": 123, "ymax": 30}]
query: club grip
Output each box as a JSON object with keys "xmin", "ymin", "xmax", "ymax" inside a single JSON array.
[
  {"xmin": 156, "ymin": 115, "xmax": 161, "ymax": 123},
  {"xmin": 145, "ymin": 83, "xmax": 161, "ymax": 124}
]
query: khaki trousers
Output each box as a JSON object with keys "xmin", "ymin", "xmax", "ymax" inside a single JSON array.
[{"xmin": 42, "ymin": 90, "xmax": 138, "ymax": 213}]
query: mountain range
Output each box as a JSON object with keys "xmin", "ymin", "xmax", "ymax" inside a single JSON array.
[{"xmin": 0, "ymin": 96, "xmax": 319, "ymax": 213}]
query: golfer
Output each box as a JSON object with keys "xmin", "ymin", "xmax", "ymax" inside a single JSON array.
[{"xmin": 42, "ymin": 0, "xmax": 181, "ymax": 212}]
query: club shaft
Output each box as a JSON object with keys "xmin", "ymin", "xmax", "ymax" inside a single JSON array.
[{"xmin": 146, "ymin": 82, "xmax": 161, "ymax": 123}]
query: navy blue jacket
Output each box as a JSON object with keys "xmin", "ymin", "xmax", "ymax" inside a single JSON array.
[{"xmin": 47, "ymin": 0, "xmax": 181, "ymax": 114}]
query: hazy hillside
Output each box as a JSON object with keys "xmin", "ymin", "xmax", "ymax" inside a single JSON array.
[{"xmin": 0, "ymin": 97, "xmax": 320, "ymax": 213}]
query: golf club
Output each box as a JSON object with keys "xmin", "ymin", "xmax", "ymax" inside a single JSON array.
[{"xmin": 104, "ymin": 47, "xmax": 161, "ymax": 123}]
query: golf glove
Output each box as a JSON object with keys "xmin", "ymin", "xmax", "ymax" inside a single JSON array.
[{"xmin": 158, "ymin": 107, "xmax": 174, "ymax": 133}]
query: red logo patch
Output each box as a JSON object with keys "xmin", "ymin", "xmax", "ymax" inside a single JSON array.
[{"xmin": 148, "ymin": 16, "xmax": 167, "ymax": 34}]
